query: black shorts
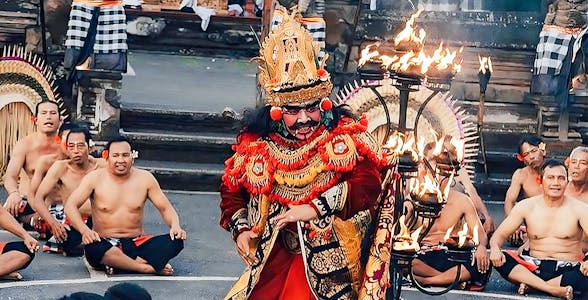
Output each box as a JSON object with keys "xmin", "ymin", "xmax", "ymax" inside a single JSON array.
[
  {"xmin": 494, "ymin": 251, "xmax": 588, "ymax": 293},
  {"xmin": 1, "ymin": 241, "xmax": 35, "ymax": 269},
  {"xmin": 84, "ymin": 234, "xmax": 183, "ymax": 272},
  {"xmin": 417, "ymin": 249, "xmax": 483, "ymax": 282}
]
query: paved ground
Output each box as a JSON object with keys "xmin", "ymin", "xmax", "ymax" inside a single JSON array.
[
  {"xmin": 0, "ymin": 190, "xmax": 558, "ymax": 300},
  {"xmin": 122, "ymin": 51, "xmax": 258, "ymax": 113}
]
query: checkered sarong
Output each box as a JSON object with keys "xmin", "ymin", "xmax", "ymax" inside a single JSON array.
[
  {"xmin": 533, "ymin": 28, "xmax": 573, "ymax": 75},
  {"xmin": 271, "ymin": 13, "xmax": 326, "ymax": 61},
  {"xmin": 65, "ymin": 3, "xmax": 127, "ymax": 54}
]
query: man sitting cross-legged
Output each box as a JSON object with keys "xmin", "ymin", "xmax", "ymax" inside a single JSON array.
[
  {"xmin": 31, "ymin": 125, "xmax": 105, "ymax": 256},
  {"xmin": 491, "ymin": 160, "xmax": 588, "ymax": 299},
  {"xmin": 0, "ymin": 203, "xmax": 38, "ymax": 280},
  {"xmin": 64, "ymin": 136, "xmax": 185, "ymax": 275},
  {"xmin": 565, "ymin": 146, "xmax": 588, "ymax": 253},
  {"xmin": 3, "ymin": 101, "xmax": 66, "ymax": 229},
  {"xmin": 410, "ymin": 139, "xmax": 489, "ymax": 290}
]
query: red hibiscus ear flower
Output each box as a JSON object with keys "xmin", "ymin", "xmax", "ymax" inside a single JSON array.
[
  {"xmin": 101, "ymin": 150, "xmax": 109, "ymax": 159},
  {"xmin": 516, "ymin": 154, "xmax": 524, "ymax": 162},
  {"xmin": 564, "ymin": 157, "xmax": 570, "ymax": 167}
]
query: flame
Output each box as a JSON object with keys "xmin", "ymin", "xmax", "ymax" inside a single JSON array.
[
  {"xmin": 394, "ymin": 7, "xmax": 426, "ymax": 48},
  {"xmin": 384, "ymin": 131, "xmax": 424, "ymax": 162},
  {"xmin": 478, "ymin": 55, "xmax": 493, "ymax": 74},
  {"xmin": 393, "ymin": 215, "xmax": 422, "ymax": 252},
  {"xmin": 473, "ymin": 224, "xmax": 479, "ymax": 246},
  {"xmin": 357, "ymin": 8, "xmax": 463, "ymax": 78},
  {"xmin": 442, "ymin": 172, "xmax": 454, "ymax": 200},
  {"xmin": 358, "ymin": 43, "xmax": 380, "ymax": 67},
  {"xmin": 443, "ymin": 225, "xmax": 454, "ymax": 242},
  {"xmin": 450, "ymin": 137, "xmax": 465, "ymax": 163},
  {"xmin": 411, "ymin": 174, "xmax": 444, "ymax": 203},
  {"xmin": 432, "ymin": 136, "xmax": 444, "ymax": 157},
  {"xmin": 457, "ymin": 222, "xmax": 469, "ymax": 247}
]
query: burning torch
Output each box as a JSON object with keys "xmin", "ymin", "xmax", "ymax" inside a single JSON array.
[{"xmin": 477, "ymin": 55, "xmax": 492, "ymax": 176}]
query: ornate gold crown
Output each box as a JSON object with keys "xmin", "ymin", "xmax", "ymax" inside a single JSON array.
[{"xmin": 255, "ymin": 7, "xmax": 332, "ymax": 107}]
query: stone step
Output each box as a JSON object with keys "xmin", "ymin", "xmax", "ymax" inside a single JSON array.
[
  {"xmin": 120, "ymin": 128, "xmax": 235, "ymax": 164},
  {"xmin": 134, "ymin": 160, "xmax": 224, "ymax": 191},
  {"xmin": 120, "ymin": 103, "xmax": 240, "ymax": 134}
]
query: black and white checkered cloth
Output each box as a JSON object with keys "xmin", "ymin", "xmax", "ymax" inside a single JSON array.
[
  {"xmin": 65, "ymin": 3, "xmax": 127, "ymax": 54},
  {"xmin": 534, "ymin": 28, "xmax": 573, "ymax": 75},
  {"xmin": 271, "ymin": 13, "xmax": 326, "ymax": 61}
]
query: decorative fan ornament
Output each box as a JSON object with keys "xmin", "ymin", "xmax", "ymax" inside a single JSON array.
[
  {"xmin": 337, "ymin": 79, "xmax": 478, "ymax": 177},
  {"xmin": 0, "ymin": 45, "xmax": 70, "ymax": 179}
]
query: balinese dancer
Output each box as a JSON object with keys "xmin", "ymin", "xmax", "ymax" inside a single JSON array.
[{"xmin": 220, "ymin": 8, "xmax": 383, "ymax": 300}]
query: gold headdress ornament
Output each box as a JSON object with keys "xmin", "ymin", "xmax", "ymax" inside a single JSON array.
[{"xmin": 255, "ymin": 7, "xmax": 332, "ymax": 108}]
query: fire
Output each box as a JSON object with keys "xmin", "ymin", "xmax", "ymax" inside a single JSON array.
[
  {"xmin": 457, "ymin": 222, "xmax": 468, "ymax": 247},
  {"xmin": 383, "ymin": 131, "xmax": 424, "ymax": 162},
  {"xmin": 401, "ymin": 132, "xmax": 425, "ymax": 162},
  {"xmin": 449, "ymin": 137, "xmax": 465, "ymax": 163},
  {"xmin": 444, "ymin": 222, "xmax": 474, "ymax": 248},
  {"xmin": 443, "ymin": 225, "xmax": 454, "ymax": 242},
  {"xmin": 411, "ymin": 174, "xmax": 444, "ymax": 203},
  {"xmin": 392, "ymin": 215, "xmax": 423, "ymax": 252},
  {"xmin": 478, "ymin": 55, "xmax": 493, "ymax": 74},
  {"xmin": 357, "ymin": 9, "xmax": 463, "ymax": 79},
  {"xmin": 442, "ymin": 171, "xmax": 453, "ymax": 200},
  {"xmin": 394, "ymin": 7, "xmax": 426, "ymax": 50},
  {"xmin": 358, "ymin": 43, "xmax": 380, "ymax": 68}
]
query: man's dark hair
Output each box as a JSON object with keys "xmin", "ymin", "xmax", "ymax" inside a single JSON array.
[
  {"xmin": 104, "ymin": 283, "xmax": 152, "ymax": 300},
  {"xmin": 517, "ymin": 135, "xmax": 544, "ymax": 154},
  {"xmin": 34, "ymin": 100, "xmax": 60, "ymax": 117},
  {"xmin": 240, "ymin": 104, "xmax": 356, "ymax": 138},
  {"xmin": 59, "ymin": 122, "xmax": 77, "ymax": 136},
  {"xmin": 66, "ymin": 125, "xmax": 92, "ymax": 144},
  {"xmin": 105, "ymin": 136, "xmax": 133, "ymax": 152},
  {"xmin": 541, "ymin": 159, "xmax": 567, "ymax": 176},
  {"xmin": 57, "ymin": 292, "xmax": 104, "ymax": 300}
]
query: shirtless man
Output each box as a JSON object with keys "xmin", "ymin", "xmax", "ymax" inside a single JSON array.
[
  {"xmin": 3, "ymin": 100, "xmax": 63, "ymax": 225},
  {"xmin": 566, "ymin": 146, "xmax": 588, "ymax": 202},
  {"xmin": 65, "ymin": 136, "xmax": 185, "ymax": 275},
  {"xmin": 503, "ymin": 136, "xmax": 546, "ymax": 246},
  {"xmin": 0, "ymin": 204, "xmax": 38, "ymax": 280},
  {"xmin": 32, "ymin": 126, "xmax": 105, "ymax": 256},
  {"xmin": 565, "ymin": 146, "xmax": 588, "ymax": 253},
  {"xmin": 504, "ymin": 136, "xmax": 546, "ymax": 215},
  {"xmin": 24, "ymin": 123, "xmax": 75, "ymax": 237},
  {"xmin": 491, "ymin": 160, "xmax": 588, "ymax": 299},
  {"xmin": 411, "ymin": 148, "xmax": 490, "ymax": 289}
]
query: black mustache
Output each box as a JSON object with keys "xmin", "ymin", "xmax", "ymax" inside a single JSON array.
[{"xmin": 290, "ymin": 120, "xmax": 319, "ymax": 130}]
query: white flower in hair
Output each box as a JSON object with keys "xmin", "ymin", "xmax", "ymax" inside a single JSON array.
[{"xmin": 131, "ymin": 150, "xmax": 139, "ymax": 159}]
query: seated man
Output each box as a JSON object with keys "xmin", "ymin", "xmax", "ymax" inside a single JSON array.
[
  {"xmin": 24, "ymin": 122, "xmax": 75, "ymax": 239},
  {"xmin": 503, "ymin": 136, "xmax": 547, "ymax": 246},
  {"xmin": 411, "ymin": 140, "xmax": 489, "ymax": 289},
  {"xmin": 0, "ymin": 203, "xmax": 38, "ymax": 280},
  {"xmin": 31, "ymin": 125, "xmax": 105, "ymax": 256},
  {"xmin": 65, "ymin": 136, "xmax": 185, "ymax": 275},
  {"xmin": 565, "ymin": 146, "xmax": 588, "ymax": 253},
  {"xmin": 3, "ymin": 101, "xmax": 66, "ymax": 228},
  {"xmin": 490, "ymin": 160, "xmax": 588, "ymax": 299}
]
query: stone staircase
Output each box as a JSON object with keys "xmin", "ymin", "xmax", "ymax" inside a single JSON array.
[{"xmin": 119, "ymin": 103, "xmax": 239, "ymax": 191}]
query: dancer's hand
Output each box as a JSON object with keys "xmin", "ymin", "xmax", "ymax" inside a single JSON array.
[
  {"xmin": 236, "ymin": 230, "xmax": 258, "ymax": 266},
  {"xmin": 273, "ymin": 204, "xmax": 318, "ymax": 230}
]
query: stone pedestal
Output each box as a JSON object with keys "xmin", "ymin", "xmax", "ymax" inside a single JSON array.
[
  {"xmin": 74, "ymin": 70, "xmax": 122, "ymax": 141},
  {"xmin": 527, "ymin": 94, "xmax": 587, "ymax": 142}
]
